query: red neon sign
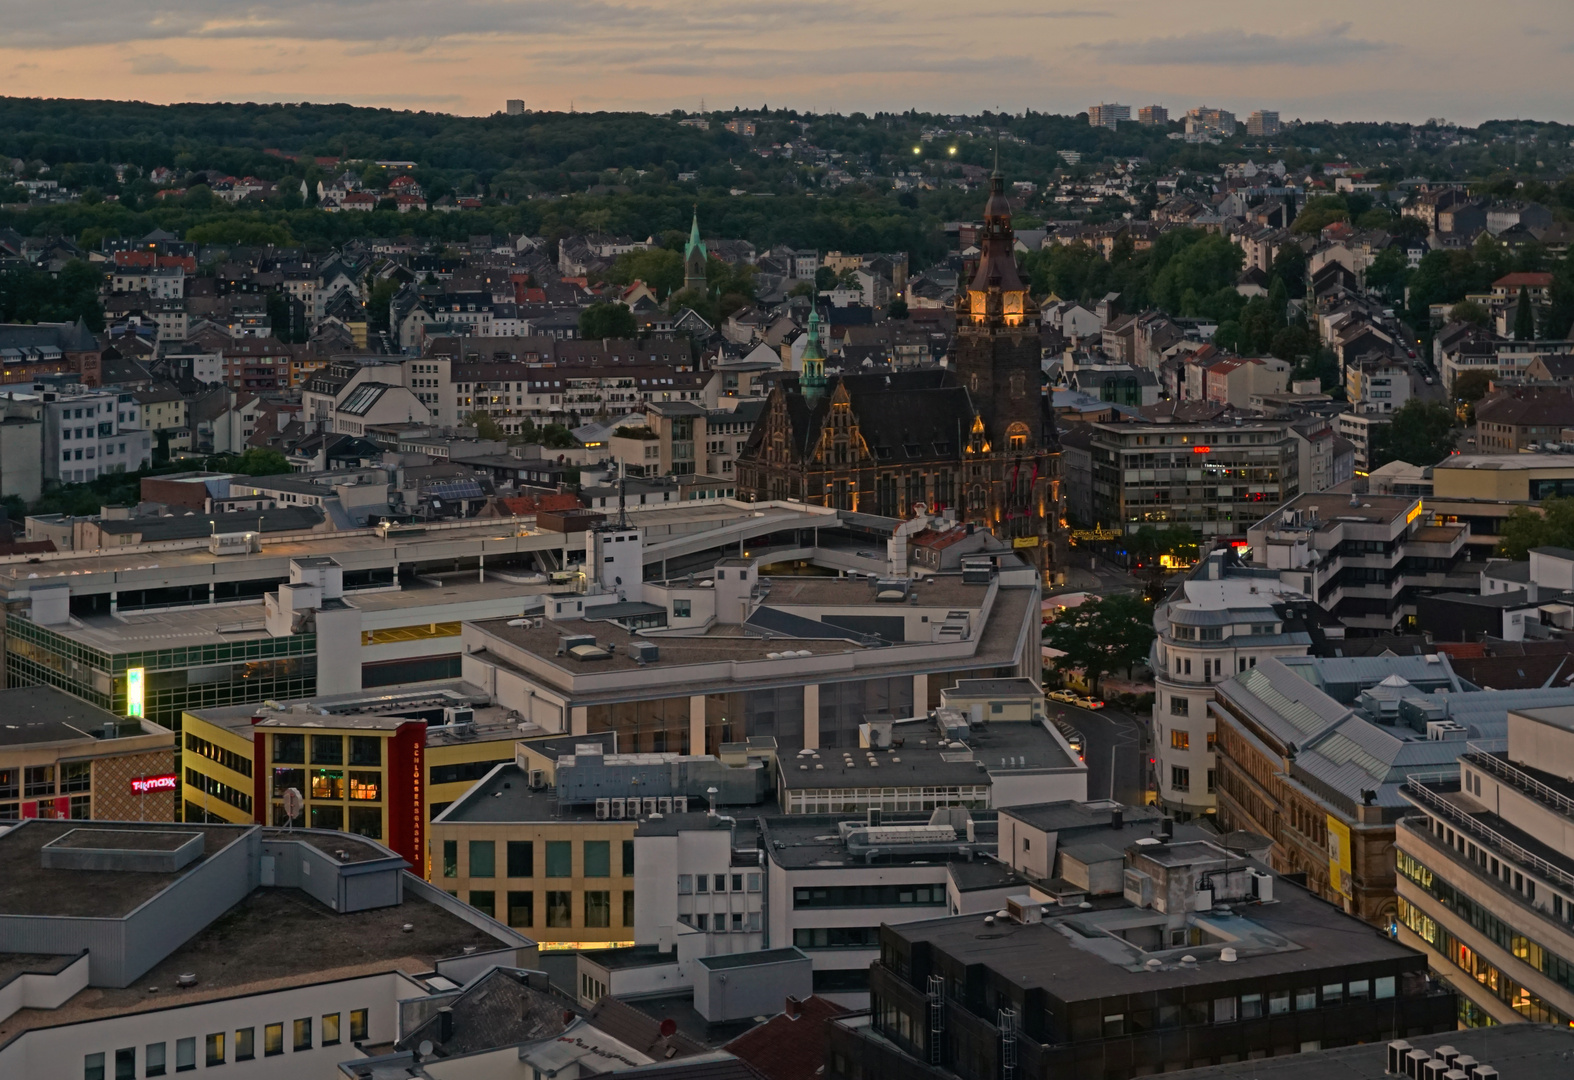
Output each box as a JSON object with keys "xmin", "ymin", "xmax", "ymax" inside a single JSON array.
[
  {"xmin": 1192, "ymin": 445, "xmax": 1210, "ymax": 454},
  {"xmin": 130, "ymin": 774, "xmax": 177, "ymax": 794}
]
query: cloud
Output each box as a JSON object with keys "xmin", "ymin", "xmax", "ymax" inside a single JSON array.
[
  {"xmin": 4, "ymin": 0, "xmax": 866, "ymax": 49},
  {"xmin": 1092, "ymin": 22, "xmax": 1387, "ymax": 67},
  {"xmin": 129, "ymin": 52, "xmax": 211, "ymax": 74}
]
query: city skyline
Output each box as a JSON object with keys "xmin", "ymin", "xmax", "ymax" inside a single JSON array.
[{"xmin": 1, "ymin": 0, "xmax": 1570, "ymax": 124}]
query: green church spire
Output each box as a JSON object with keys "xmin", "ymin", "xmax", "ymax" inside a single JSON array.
[
  {"xmin": 684, "ymin": 207, "xmax": 706, "ymax": 262},
  {"xmin": 800, "ymin": 305, "xmax": 826, "ymax": 403}
]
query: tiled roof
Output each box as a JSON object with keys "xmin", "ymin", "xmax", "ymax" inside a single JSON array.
[{"xmin": 724, "ymin": 996, "xmax": 850, "ymax": 1080}]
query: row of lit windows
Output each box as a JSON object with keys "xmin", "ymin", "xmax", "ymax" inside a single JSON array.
[
  {"xmin": 83, "ymin": 1010, "xmax": 366, "ymax": 1078},
  {"xmin": 462, "ymin": 888, "xmax": 632, "ymax": 929},
  {"xmin": 0, "ymin": 763, "xmax": 90, "ymax": 799}
]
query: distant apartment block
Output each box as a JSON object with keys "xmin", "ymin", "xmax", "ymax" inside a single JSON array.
[
  {"xmin": 1186, "ymin": 106, "xmax": 1238, "ymax": 137},
  {"xmin": 1088, "ymin": 103, "xmax": 1131, "ymax": 130},
  {"xmin": 505, "ymin": 99, "xmax": 525, "ymax": 116},
  {"xmin": 1247, "ymin": 110, "xmax": 1282, "ymax": 137},
  {"xmin": 1137, "ymin": 105, "xmax": 1169, "ymax": 125}
]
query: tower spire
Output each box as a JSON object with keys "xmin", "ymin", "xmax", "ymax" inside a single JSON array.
[{"xmin": 800, "ymin": 305, "xmax": 826, "ymax": 404}]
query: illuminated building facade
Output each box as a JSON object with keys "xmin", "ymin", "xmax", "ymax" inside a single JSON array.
[{"xmin": 736, "ymin": 172, "xmax": 1062, "ymax": 581}]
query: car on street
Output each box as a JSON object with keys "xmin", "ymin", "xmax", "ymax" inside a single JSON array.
[
  {"xmin": 1048, "ymin": 689, "xmax": 1080, "ymax": 704},
  {"xmin": 1079, "ymin": 696, "xmax": 1106, "ymax": 710},
  {"xmin": 1052, "ymin": 718, "xmax": 1085, "ymax": 759}
]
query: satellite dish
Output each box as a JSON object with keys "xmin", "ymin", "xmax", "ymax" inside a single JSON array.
[
  {"xmin": 418, "ymin": 1040, "xmax": 434, "ymax": 1057},
  {"xmin": 282, "ymin": 787, "xmax": 304, "ymax": 826}
]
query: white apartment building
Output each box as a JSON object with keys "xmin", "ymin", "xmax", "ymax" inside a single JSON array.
[
  {"xmin": 38, "ymin": 387, "xmax": 152, "ymax": 483},
  {"xmin": 1151, "ymin": 548, "xmax": 1314, "ymax": 818},
  {"xmin": 634, "ymin": 812, "xmax": 765, "ymax": 953}
]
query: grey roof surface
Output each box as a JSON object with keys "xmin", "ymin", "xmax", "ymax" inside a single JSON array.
[
  {"xmin": 0, "ymin": 685, "xmax": 161, "ymax": 746},
  {"xmin": 761, "ymin": 812, "xmax": 998, "ymax": 871},
  {"xmin": 696, "ymin": 947, "xmax": 807, "ymax": 971},
  {"xmin": 434, "ymin": 763, "xmax": 605, "ymax": 825},
  {"xmin": 1161, "ymin": 1024, "xmax": 1572, "ymax": 1080},
  {"xmin": 398, "ymin": 968, "xmax": 570, "ymax": 1057},
  {"xmin": 0, "ymin": 820, "xmax": 250, "ymax": 918},
  {"xmin": 886, "ymin": 869, "xmax": 1423, "ymax": 1005}
]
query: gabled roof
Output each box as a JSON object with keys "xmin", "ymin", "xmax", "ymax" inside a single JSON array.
[{"xmin": 723, "ymin": 996, "xmax": 850, "ymax": 1080}]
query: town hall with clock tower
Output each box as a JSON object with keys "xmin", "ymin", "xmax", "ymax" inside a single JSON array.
[{"xmin": 734, "ymin": 169, "xmax": 1062, "ymax": 582}]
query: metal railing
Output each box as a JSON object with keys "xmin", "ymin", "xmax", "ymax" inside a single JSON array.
[
  {"xmin": 1463, "ymin": 740, "xmax": 1574, "ymax": 819},
  {"xmin": 1401, "ymin": 774, "xmax": 1574, "ymax": 893}
]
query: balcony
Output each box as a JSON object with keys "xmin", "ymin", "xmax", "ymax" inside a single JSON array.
[
  {"xmin": 1401, "ymin": 774, "xmax": 1574, "ymax": 893},
  {"xmin": 1463, "ymin": 740, "xmax": 1574, "ymax": 819}
]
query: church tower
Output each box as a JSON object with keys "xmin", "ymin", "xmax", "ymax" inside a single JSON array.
[
  {"xmin": 683, "ymin": 209, "xmax": 708, "ymax": 294},
  {"xmin": 952, "ymin": 167, "xmax": 1062, "ymax": 581},
  {"xmin": 800, "ymin": 305, "xmax": 827, "ymax": 403}
]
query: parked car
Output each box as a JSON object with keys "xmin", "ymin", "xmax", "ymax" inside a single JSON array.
[{"xmin": 1049, "ymin": 689, "xmax": 1080, "ymax": 704}]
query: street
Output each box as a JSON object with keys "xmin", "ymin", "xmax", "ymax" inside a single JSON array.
[{"xmin": 1053, "ymin": 703, "xmax": 1148, "ymax": 806}]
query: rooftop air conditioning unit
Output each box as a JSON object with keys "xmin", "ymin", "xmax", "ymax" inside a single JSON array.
[
  {"xmin": 659, "ymin": 797, "xmax": 673, "ymax": 814},
  {"xmin": 673, "ymin": 796, "xmax": 688, "ymax": 813},
  {"xmin": 529, "ymin": 770, "xmax": 546, "ymax": 790},
  {"xmin": 611, "ymin": 798, "xmax": 626, "ymax": 819},
  {"xmin": 596, "ymin": 798, "xmax": 610, "ymax": 820},
  {"xmin": 643, "ymin": 797, "xmax": 658, "ymax": 816}
]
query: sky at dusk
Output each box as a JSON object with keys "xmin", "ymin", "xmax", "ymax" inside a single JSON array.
[{"xmin": 2, "ymin": 0, "xmax": 1571, "ymax": 124}]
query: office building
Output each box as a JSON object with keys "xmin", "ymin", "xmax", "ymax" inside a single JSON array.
[
  {"xmin": 458, "ymin": 558, "xmax": 1042, "ymax": 755},
  {"xmin": 1151, "ymin": 550, "xmax": 1316, "ymax": 818},
  {"xmin": 1397, "ymin": 703, "xmax": 1574, "ymax": 1026},
  {"xmin": 1213, "ymin": 652, "xmax": 1574, "ymax": 925},
  {"xmin": 0, "ymin": 819, "xmax": 534, "ymax": 1080},
  {"xmin": 760, "ymin": 809, "xmax": 1017, "ymax": 1006},
  {"xmin": 825, "ymin": 836, "xmax": 1454, "ymax": 1080},
  {"xmin": 0, "ymin": 684, "xmax": 176, "ymax": 823},
  {"xmin": 1082, "ymin": 419, "xmax": 1303, "ymax": 539},
  {"xmin": 1247, "ymin": 110, "xmax": 1282, "ymax": 137},
  {"xmin": 1246, "ymin": 494, "xmax": 1473, "ymax": 634},
  {"xmin": 505, "ymin": 98, "xmax": 525, "ymax": 115},
  {"xmin": 1137, "ymin": 105, "xmax": 1169, "ymax": 126},
  {"xmin": 1088, "ymin": 104, "xmax": 1130, "ymax": 130},
  {"xmin": 181, "ymin": 683, "xmax": 567, "ymax": 870}
]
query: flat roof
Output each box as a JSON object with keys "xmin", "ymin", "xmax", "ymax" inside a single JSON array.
[
  {"xmin": 0, "ymin": 820, "xmax": 250, "ymax": 918},
  {"xmin": 472, "ymin": 615, "xmax": 867, "ymax": 673},
  {"xmin": 944, "ymin": 678, "xmax": 1042, "ymax": 698},
  {"xmin": 761, "ymin": 575, "xmax": 986, "ymax": 609},
  {"xmin": 1161, "ymin": 1025, "xmax": 1574, "ymax": 1080},
  {"xmin": 434, "ymin": 763, "xmax": 606, "ymax": 826},
  {"xmin": 761, "ymin": 812, "xmax": 998, "ymax": 871},
  {"xmin": 0, "ymin": 887, "xmax": 503, "ymax": 1046},
  {"xmin": 1435, "ymin": 454, "xmax": 1574, "ymax": 471},
  {"xmin": 696, "ymin": 947, "xmax": 804, "ymax": 971},
  {"xmin": 885, "ymin": 868, "xmax": 1424, "ymax": 1005},
  {"xmin": 0, "ymin": 685, "xmax": 167, "ymax": 746},
  {"xmin": 190, "ymin": 682, "xmax": 532, "ymax": 748}
]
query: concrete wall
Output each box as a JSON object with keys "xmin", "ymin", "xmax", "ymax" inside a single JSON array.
[
  {"xmin": 694, "ymin": 951, "xmax": 811, "ymax": 1022},
  {"xmin": 0, "ymin": 952, "xmax": 90, "ymax": 1025}
]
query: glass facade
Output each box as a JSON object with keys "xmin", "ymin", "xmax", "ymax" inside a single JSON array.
[{"xmin": 6, "ymin": 614, "xmax": 316, "ymax": 732}]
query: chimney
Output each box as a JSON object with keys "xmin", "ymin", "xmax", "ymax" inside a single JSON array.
[
  {"xmin": 1161, "ymin": 818, "xmax": 1174, "ymax": 841},
  {"xmin": 785, "ymin": 996, "xmax": 802, "ymax": 1019},
  {"xmin": 437, "ymin": 1006, "xmax": 453, "ymax": 1043},
  {"xmin": 1110, "ymin": 808, "xmax": 1124, "ymax": 830}
]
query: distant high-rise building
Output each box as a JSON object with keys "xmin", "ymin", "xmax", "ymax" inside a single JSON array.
[
  {"xmin": 1087, "ymin": 103, "xmax": 1130, "ymax": 130},
  {"xmin": 1137, "ymin": 105, "xmax": 1169, "ymax": 126},
  {"xmin": 1185, "ymin": 106, "xmax": 1237, "ymax": 137},
  {"xmin": 1247, "ymin": 110, "xmax": 1281, "ymax": 137},
  {"xmin": 505, "ymin": 99, "xmax": 525, "ymax": 116}
]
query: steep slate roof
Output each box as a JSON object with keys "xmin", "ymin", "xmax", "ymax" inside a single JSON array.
[{"xmin": 772, "ymin": 368, "xmax": 976, "ymax": 461}]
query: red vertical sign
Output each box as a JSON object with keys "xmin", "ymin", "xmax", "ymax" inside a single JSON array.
[{"xmin": 386, "ymin": 721, "xmax": 427, "ymax": 872}]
